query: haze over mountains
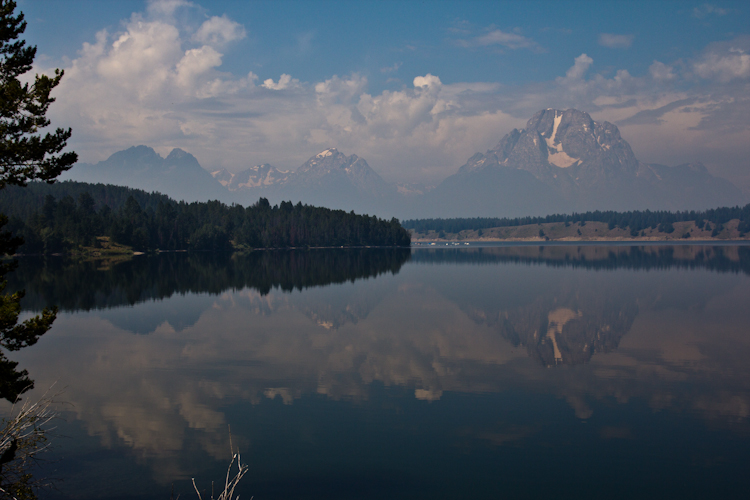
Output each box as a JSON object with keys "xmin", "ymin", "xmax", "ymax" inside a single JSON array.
[
  {"xmin": 61, "ymin": 109, "xmax": 747, "ymax": 218},
  {"xmin": 61, "ymin": 145, "xmax": 231, "ymax": 203}
]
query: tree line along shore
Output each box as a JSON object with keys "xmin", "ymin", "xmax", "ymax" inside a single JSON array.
[
  {"xmin": 2, "ymin": 182, "xmax": 750, "ymax": 252},
  {"xmin": 405, "ymin": 205, "xmax": 750, "ymax": 242},
  {"xmin": 410, "ymin": 220, "xmax": 750, "ymax": 242},
  {"xmin": 0, "ymin": 181, "xmax": 411, "ymax": 254}
]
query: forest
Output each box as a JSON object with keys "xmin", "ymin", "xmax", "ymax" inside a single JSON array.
[
  {"xmin": 403, "ymin": 204, "xmax": 750, "ymax": 237},
  {"xmin": 0, "ymin": 181, "xmax": 411, "ymax": 253}
]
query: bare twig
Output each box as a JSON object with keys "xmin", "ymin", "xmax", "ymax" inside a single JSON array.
[
  {"xmin": 0, "ymin": 384, "xmax": 62, "ymax": 499},
  {"xmin": 191, "ymin": 426, "xmax": 250, "ymax": 500}
]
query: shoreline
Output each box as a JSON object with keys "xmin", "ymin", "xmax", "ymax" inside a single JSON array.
[
  {"xmin": 409, "ymin": 219, "xmax": 750, "ymax": 244},
  {"xmin": 412, "ymin": 237, "xmax": 750, "ymax": 244}
]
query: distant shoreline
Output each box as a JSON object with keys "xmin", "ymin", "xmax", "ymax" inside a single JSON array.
[
  {"xmin": 410, "ymin": 219, "xmax": 750, "ymax": 244},
  {"xmin": 412, "ymin": 238, "xmax": 750, "ymax": 245}
]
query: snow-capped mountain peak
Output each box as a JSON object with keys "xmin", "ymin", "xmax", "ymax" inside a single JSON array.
[
  {"xmin": 456, "ymin": 108, "xmax": 641, "ymax": 182},
  {"xmin": 439, "ymin": 107, "xmax": 745, "ymax": 217},
  {"xmin": 210, "ymin": 163, "xmax": 290, "ymax": 191},
  {"xmin": 316, "ymin": 148, "xmax": 338, "ymax": 158},
  {"xmin": 211, "ymin": 168, "xmax": 234, "ymax": 187}
]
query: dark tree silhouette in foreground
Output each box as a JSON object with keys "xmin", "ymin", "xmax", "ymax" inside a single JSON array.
[{"xmin": 0, "ymin": 1, "xmax": 76, "ymax": 497}]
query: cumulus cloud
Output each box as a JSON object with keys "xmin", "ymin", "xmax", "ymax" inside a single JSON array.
[
  {"xmin": 557, "ymin": 53, "xmax": 594, "ymax": 84},
  {"xmin": 314, "ymin": 74, "xmax": 368, "ymax": 105},
  {"xmin": 193, "ymin": 15, "xmax": 246, "ymax": 46},
  {"xmin": 598, "ymin": 33, "xmax": 634, "ymax": 49},
  {"xmin": 649, "ymin": 60, "xmax": 676, "ymax": 81},
  {"xmin": 41, "ymin": 3, "xmax": 524, "ymax": 183},
  {"xmin": 176, "ymin": 46, "xmax": 222, "ymax": 87},
  {"xmin": 45, "ymin": 7, "xmax": 257, "ymax": 160},
  {"xmin": 43, "ymin": 4, "xmax": 750, "ymax": 191},
  {"xmin": 262, "ymin": 74, "xmax": 299, "ymax": 90},
  {"xmin": 413, "ymin": 74, "xmax": 442, "ymax": 90},
  {"xmin": 694, "ymin": 48, "xmax": 750, "ymax": 82}
]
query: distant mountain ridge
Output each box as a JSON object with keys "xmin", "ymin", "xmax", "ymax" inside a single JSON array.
[
  {"xmin": 208, "ymin": 147, "xmax": 399, "ymax": 214},
  {"xmin": 422, "ymin": 108, "xmax": 745, "ymax": 217},
  {"xmin": 212, "ymin": 163, "xmax": 290, "ymax": 191},
  {"xmin": 61, "ymin": 146, "xmax": 234, "ymax": 203},
  {"xmin": 61, "ymin": 109, "xmax": 747, "ymax": 218}
]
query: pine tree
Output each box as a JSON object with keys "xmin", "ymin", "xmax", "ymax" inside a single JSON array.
[
  {"xmin": 0, "ymin": 1, "xmax": 76, "ymax": 188},
  {"xmin": 0, "ymin": 3, "xmax": 75, "ymax": 495},
  {"xmin": 0, "ymin": 0, "xmax": 77, "ymax": 403}
]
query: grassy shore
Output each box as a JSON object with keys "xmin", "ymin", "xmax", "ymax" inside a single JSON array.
[
  {"xmin": 411, "ymin": 219, "xmax": 750, "ymax": 242},
  {"xmin": 70, "ymin": 236, "xmax": 136, "ymax": 257}
]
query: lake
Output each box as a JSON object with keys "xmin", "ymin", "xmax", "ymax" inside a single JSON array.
[{"xmin": 5, "ymin": 244, "xmax": 750, "ymax": 499}]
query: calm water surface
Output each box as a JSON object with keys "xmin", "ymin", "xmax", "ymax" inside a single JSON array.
[{"xmin": 6, "ymin": 244, "xmax": 750, "ymax": 499}]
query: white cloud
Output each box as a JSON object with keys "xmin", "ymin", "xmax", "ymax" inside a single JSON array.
[
  {"xmin": 43, "ymin": 5, "xmax": 750, "ymax": 191},
  {"xmin": 650, "ymin": 61, "xmax": 676, "ymax": 81},
  {"xmin": 694, "ymin": 48, "xmax": 750, "ymax": 82},
  {"xmin": 355, "ymin": 75, "xmax": 445, "ymax": 137},
  {"xmin": 315, "ymin": 74, "xmax": 368, "ymax": 105},
  {"xmin": 176, "ymin": 46, "xmax": 223, "ymax": 87},
  {"xmin": 598, "ymin": 33, "xmax": 634, "ymax": 49},
  {"xmin": 96, "ymin": 21, "xmax": 182, "ymax": 91},
  {"xmin": 262, "ymin": 74, "xmax": 299, "ymax": 90},
  {"xmin": 46, "ymin": 8, "xmax": 256, "ymax": 159},
  {"xmin": 413, "ymin": 74, "xmax": 442, "ymax": 90},
  {"xmin": 193, "ymin": 15, "xmax": 246, "ymax": 46},
  {"xmin": 693, "ymin": 3, "xmax": 729, "ymax": 19},
  {"xmin": 48, "ymin": 2, "xmax": 523, "ymax": 184},
  {"xmin": 458, "ymin": 29, "xmax": 541, "ymax": 51},
  {"xmin": 557, "ymin": 53, "xmax": 593, "ymax": 84}
]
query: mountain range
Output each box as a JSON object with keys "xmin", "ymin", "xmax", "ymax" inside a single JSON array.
[
  {"xmin": 206, "ymin": 148, "xmax": 398, "ymax": 215},
  {"xmin": 60, "ymin": 146, "xmax": 232, "ymax": 203},
  {"xmin": 60, "ymin": 109, "xmax": 747, "ymax": 218}
]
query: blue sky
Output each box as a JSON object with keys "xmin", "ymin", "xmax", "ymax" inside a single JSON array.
[{"xmin": 18, "ymin": 0, "xmax": 750, "ymax": 189}]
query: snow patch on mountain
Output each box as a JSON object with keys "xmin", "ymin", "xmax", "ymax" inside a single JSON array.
[
  {"xmin": 543, "ymin": 110, "xmax": 580, "ymax": 168},
  {"xmin": 211, "ymin": 169, "xmax": 234, "ymax": 187}
]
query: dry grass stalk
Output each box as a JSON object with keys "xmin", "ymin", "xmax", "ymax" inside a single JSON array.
[
  {"xmin": 0, "ymin": 386, "xmax": 60, "ymax": 500},
  {"xmin": 191, "ymin": 427, "xmax": 250, "ymax": 500}
]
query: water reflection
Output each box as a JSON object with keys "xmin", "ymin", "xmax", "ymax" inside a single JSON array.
[
  {"xmin": 9, "ymin": 245, "xmax": 750, "ymax": 499},
  {"xmin": 10, "ymin": 248, "xmax": 411, "ymax": 312},
  {"xmin": 412, "ymin": 243, "xmax": 750, "ymax": 274}
]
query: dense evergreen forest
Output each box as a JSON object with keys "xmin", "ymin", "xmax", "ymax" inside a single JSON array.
[
  {"xmin": 404, "ymin": 204, "xmax": 750, "ymax": 237},
  {"xmin": 0, "ymin": 181, "xmax": 411, "ymax": 253}
]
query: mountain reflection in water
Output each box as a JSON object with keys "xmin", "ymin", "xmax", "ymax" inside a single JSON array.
[{"xmin": 7, "ymin": 244, "xmax": 750, "ymax": 500}]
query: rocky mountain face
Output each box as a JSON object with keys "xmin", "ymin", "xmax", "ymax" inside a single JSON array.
[
  {"xmin": 212, "ymin": 164, "xmax": 290, "ymax": 191},
  {"xmin": 422, "ymin": 108, "xmax": 746, "ymax": 217},
  {"xmin": 284, "ymin": 148, "xmax": 396, "ymax": 206},
  {"xmin": 293, "ymin": 149, "xmax": 390, "ymax": 194},
  {"xmin": 210, "ymin": 148, "xmax": 398, "ymax": 214}
]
